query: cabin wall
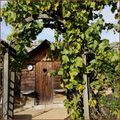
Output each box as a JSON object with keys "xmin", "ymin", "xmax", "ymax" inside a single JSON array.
[
  {"xmin": 21, "ymin": 47, "xmax": 49, "ymax": 92},
  {"xmin": 21, "ymin": 46, "xmax": 61, "ymax": 94},
  {"xmin": 52, "ymin": 61, "xmax": 61, "ymax": 90},
  {"xmin": 21, "ymin": 65, "xmax": 35, "ymax": 92},
  {"xmin": 21, "ymin": 61, "xmax": 61, "ymax": 92}
]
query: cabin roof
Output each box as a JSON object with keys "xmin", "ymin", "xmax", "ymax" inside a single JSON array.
[{"xmin": 29, "ymin": 39, "xmax": 50, "ymax": 56}]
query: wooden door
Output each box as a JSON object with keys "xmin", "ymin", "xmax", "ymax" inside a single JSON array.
[{"xmin": 35, "ymin": 62, "xmax": 53, "ymax": 104}]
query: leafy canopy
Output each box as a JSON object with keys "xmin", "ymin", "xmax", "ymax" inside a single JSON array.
[{"xmin": 1, "ymin": 0, "xmax": 119, "ymax": 119}]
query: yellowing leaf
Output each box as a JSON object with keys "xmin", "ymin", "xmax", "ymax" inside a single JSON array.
[
  {"xmin": 89, "ymin": 99, "xmax": 97, "ymax": 108},
  {"xmin": 75, "ymin": 57, "xmax": 83, "ymax": 67},
  {"xmin": 76, "ymin": 84, "xmax": 84, "ymax": 91},
  {"xmin": 54, "ymin": 2, "xmax": 59, "ymax": 11}
]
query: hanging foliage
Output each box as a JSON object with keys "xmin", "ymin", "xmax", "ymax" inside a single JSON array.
[{"xmin": 1, "ymin": 0, "xmax": 119, "ymax": 119}]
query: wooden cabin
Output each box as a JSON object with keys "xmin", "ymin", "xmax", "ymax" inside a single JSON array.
[{"xmin": 21, "ymin": 40, "xmax": 62, "ymax": 104}]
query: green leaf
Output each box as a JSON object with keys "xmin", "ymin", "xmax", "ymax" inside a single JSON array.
[
  {"xmin": 75, "ymin": 57, "xmax": 83, "ymax": 67},
  {"xmin": 69, "ymin": 68, "xmax": 79, "ymax": 77},
  {"xmin": 2, "ymin": 1, "xmax": 119, "ymax": 119},
  {"xmin": 61, "ymin": 49, "xmax": 69, "ymax": 55},
  {"xmin": 70, "ymin": 79, "xmax": 78, "ymax": 85},
  {"xmin": 76, "ymin": 84, "xmax": 84, "ymax": 91},
  {"xmin": 54, "ymin": 2, "xmax": 59, "ymax": 11},
  {"xmin": 58, "ymin": 69, "xmax": 64, "ymax": 75},
  {"xmin": 66, "ymin": 83, "xmax": 73, "ymax": 89},
  {"xmin": 89, "ymin": 99, "xmax": 97, "ymax": 107},
  {"xmin": 64, "ymin": 11, "xmax": 71, "ymax": 18},
  {"xmin": 62, "ymin": 55, "xmax": 69, "ymax": 63},
  {"xmin": 25, "ymin": 23, "xmax": 31, "ymax": 29},
  {"xmin": 111, "ymin": 53, "xmax": 119, "ymax": 62},
  {"xmin": 93, "ymin": 40, "xmax": 98, "ymax": 50},
  {"xmin": 99, "ymin": 39, "xmax": 109, "ymax": 51},
  {"xmin": 90, "ymin": 2, "xmax": 95, "ymax": 8},
  {"xmin": 51, "ymin": 43, "xmax": 55, "ymax": 50}
]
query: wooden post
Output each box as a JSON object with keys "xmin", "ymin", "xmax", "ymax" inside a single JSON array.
[
  {"xmin": 83, "ymin": 52, "xmax": 90, "ymax": 120},
  {"xmin": 3, "ymin": 49, "xmax": 9, "ymax": 120},
  {"xmin": 119, "ymin": 2, "xmax": 120, "ymax": 120},
  {"xmin": 8, "ymin": 71, "xmax": 15, "ymax": 118}
]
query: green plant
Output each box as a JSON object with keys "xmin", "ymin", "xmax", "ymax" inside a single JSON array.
[{"xmin": 1, "ymin": 0, "xmax": 119, "ymax": 119}]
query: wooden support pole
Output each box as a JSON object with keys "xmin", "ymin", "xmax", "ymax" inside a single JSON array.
[
  {"xmin": 83, "ymin": 53, "xmax": 90, "ymax": 120},
  {"xmin": 118, "ymin": 2, "xmax": 120, "ymax": 120},
  {"xmin": 3, "ymin": 49, "xmax": 9, "ymax": 120},
  {"xmin": 8, "ymin": 72, "xmax": 15, "ymax": 118}
]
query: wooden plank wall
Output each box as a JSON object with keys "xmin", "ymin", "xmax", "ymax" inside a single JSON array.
[
  {"xmin": 21, "ymin": 46, "xmax": 49, "ymax": 92},
  {"xmin": 21, "ymin": 65, "xmax": 35, "ymax": 92},
  {"xmin": 52, "ymin": 61, "xmax": 61, "ymax": 90}
]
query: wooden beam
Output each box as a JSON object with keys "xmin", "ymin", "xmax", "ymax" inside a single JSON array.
[
  {"xmin": 83, "ymin": 53, "xmax": 90, "ymax": 120},
  {"xmin": 7, "ymin": 71, "xmax": 15, "ymax": 119},
  {"xmin": 3, "ymin": 48, "xmax": 9, "ymax": 120},
  {"xmin": 0, "ymin": 41, "xmax": 16, "ymax": 58},
  {"xmin": 24, "ymin": 13, "xmax": 65, "ymax": 32}
]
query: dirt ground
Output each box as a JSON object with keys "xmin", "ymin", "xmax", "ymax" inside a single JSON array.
[
  {"xmin": 14, "ymin": 93, "xmax": 69, "ymax": 120},
  {"xmin": 14, "ymin": 108, "xmax": 69, "ymax": 120}
]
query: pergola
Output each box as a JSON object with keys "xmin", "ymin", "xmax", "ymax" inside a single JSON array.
[{"xmin": 0, "ymin": 40, "xmax": 16, "ymax": 120}]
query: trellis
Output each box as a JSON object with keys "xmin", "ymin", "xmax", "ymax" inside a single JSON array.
[
  {"xmin": 0, "ymin": 40, "xmax": 16, "ymax": 120},
  {"xmin": 24, "ymin": 13, "xmax": 90, "ymax": 119}
]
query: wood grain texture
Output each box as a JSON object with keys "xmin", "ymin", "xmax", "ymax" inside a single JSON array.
[{"xmin": 35, "ymin": 62, "xmax": 53, "ymax": 104}]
